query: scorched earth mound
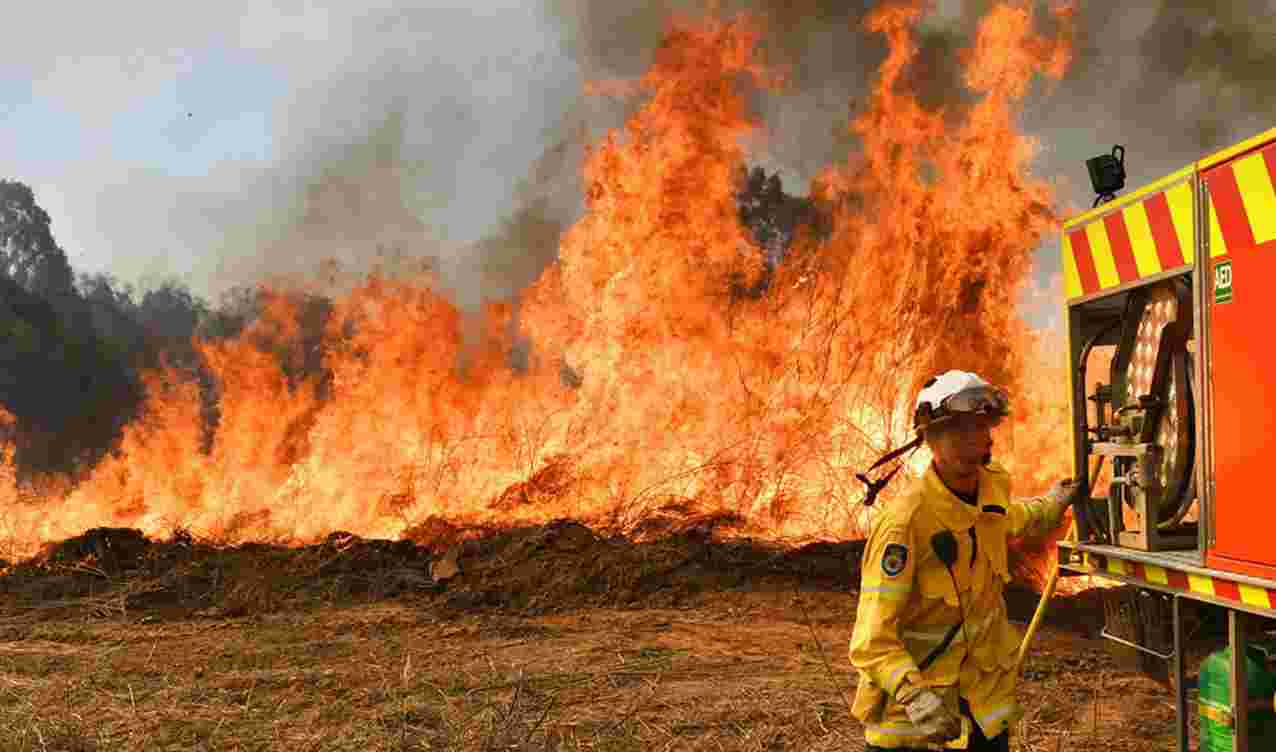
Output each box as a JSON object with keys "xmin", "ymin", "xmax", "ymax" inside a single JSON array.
[{"xmin": 0, "ymin": 520, "xmax": 1106, "ymax": 634}]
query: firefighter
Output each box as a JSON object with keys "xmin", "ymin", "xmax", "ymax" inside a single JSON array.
[{"xmin": 849, "ymin": 370, "xmax": 1079, "ymax": 751}]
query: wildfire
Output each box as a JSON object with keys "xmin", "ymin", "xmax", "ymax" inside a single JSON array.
[
  {"xmin": 0, "ymin": 2, "xmax": 1081, "ymax": 561},
  {"xmin": 0, "ymin": 406, "xmax": 15, "ymax": 516}
]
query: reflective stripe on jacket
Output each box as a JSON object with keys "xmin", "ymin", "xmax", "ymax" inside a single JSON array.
[{"xmin": 848, "ymin": 463, "xmax": 1064, "ymax": 749}]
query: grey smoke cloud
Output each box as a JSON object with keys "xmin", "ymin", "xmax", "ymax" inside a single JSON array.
[
  {"xmin": 6, "ymin": 1, "xmax": 1276, "ymax": 319},
  {"xmin": 3, "ymin": 1, "xmax": 582, "ymax": 312},
  {"xmin": 550, "ymin": 0, "xmax": 1276, "ymax": 209},
  {"xmin": 543, "ymin": 0, "xmax": 1276, "ymax": 331},
  {"xmin": 1016, "ymin": 1, "xmax": 1276, "ymax": 195}
]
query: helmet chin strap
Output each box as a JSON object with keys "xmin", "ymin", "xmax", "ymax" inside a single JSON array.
[{"xmin": 855, "ymin": 434, "xmax": 925, "ymax": 507}]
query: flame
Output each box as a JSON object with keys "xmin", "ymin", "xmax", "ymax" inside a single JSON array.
[
  {"xmin": 0, "ymin": 406, "xmax": 16, "ymax": 521},
  {"xmin": 0, "ymin": 3, "xmax": 1082, "ymax": 560}
]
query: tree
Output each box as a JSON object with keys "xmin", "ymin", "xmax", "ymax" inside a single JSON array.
[
  {"xmin": 0, "ymin": 274, "xmax": 142, "ymax": 477},
  {"xmin": 76, "ymin": 272, "xmax": 147, "ymax": 362},
  {"xmin": 0, "ymin": 180, "xmax": 75, "ymax": 299},
  {"xmin": 0, "ymin": 179, "xmax": 347, "ymax": 477},
  {"xmin": 0, "ymin": 184, "xmax": 147, "ymax": 477},
  {"xmin": 196, "ymin": 284, "xmax": 262, "ymax": 341},
  {"xmin": 138, "ymin": 281, "xmax": 208, "ymax": 341},
  {"xmin": 733, "ymin": 166, "xmax": 825, "ymax": 298}
]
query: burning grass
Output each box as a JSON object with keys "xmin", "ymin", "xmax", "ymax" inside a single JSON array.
[{"xmin": 0, "ymin": 1, "xmax": 1082, "ymax": 559}]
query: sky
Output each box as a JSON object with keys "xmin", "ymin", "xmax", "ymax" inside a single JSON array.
[
  {"xmin": 1, "ymin": 1, "xmax": 583, "ymax": 310},
  {"xmin": 4, "ymin": 1, "xmax": 1276, "ymax": 330}
]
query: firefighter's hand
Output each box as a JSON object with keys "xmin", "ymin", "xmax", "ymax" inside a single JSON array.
[
  {"xmin": 900, "ymin": 688, "xmax": 963, "ymax": 742},
  {"xmin": 1030, "ymin": 479, "xmax": 1081, "ymax": 534},
  {"xmin": 1044, "ymin": 478, "xmax": 1081, "ymax": 507}
]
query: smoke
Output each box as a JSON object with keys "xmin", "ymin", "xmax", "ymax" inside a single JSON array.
[
  {"xmin": 2, "ymin": 1, "xmax": 583, "ymax": 311},
  {"xmin": 547, "ymin": 0, "xmax": 1276, "ymax": 303},
  {"xmin": 7, "ymin": 1, "xmax": 1276, "ymax": 319},
  {"xmin": 1002, "ymin": 0, "xmax": 1276, "ymax": 209},
  {"xmin": 545, "ymin": 0, "xmax": 980, "ymax": 179},
  {"xmin": 470, "ymin": 129, "xmax": 582, "ymax": 306}
]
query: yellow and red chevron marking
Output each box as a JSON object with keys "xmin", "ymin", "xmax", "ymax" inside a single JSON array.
[
  {"xmin": 1080, "ymin": 553, "xmax": 1276, "ymax": 612},
  {"xmin": 1062, "ymin": 178, "xmax": 1195, "ymax": 299},
  {"xmin": 1205, "ymin": 138, "xmax": 1276, "ymax": 258}
]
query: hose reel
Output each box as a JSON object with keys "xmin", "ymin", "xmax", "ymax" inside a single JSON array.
[{"xmin": 1086, "ymin": 278, "xmax": 1198, "ymax": 549}]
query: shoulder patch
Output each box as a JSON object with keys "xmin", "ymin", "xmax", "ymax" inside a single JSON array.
[{"xmin": 881, "ymin": 543, "xmax": 909, "ymax": 577}]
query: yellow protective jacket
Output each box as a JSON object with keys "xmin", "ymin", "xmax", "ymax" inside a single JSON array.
[{"xmin": 848, "ymin": 463, "xmax": 1064, "ymax": 749}]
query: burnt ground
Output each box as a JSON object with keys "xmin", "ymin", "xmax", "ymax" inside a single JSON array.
[{"xmin": 0, "ymin": 521, "xmax": 1249, "ymax": 751}]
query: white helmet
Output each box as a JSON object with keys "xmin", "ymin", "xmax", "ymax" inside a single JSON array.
[
  {"xmin": 913, "ymin": 370, "xmax": 1009, "ymax": 431},
  {"xmin": 857, "ymin": 370, "xmax": 1010, "ymax": 507}
]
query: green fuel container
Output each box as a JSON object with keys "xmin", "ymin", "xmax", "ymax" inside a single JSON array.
[{"xmin": 1198, "ymin": 645, "xmax": 1276, "ymax": 751}]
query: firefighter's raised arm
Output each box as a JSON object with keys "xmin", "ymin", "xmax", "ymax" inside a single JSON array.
[{"xmin": 1008, "ymin": 478, "xmax": 1080, "ymax": 540}]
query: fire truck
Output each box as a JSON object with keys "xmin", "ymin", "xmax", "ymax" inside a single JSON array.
[{"xmin": 1051, "ymin": 126, "xmax": 1276, "ymax": 751}]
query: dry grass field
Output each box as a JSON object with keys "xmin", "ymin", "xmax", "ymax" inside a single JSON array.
[{"xmin": 0, "ymin": 523, "xmax": 1211, "ymax": 751}]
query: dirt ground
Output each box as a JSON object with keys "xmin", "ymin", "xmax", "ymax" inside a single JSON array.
[{"xmin": 0, "ymin": 522, "xmax": 1231, "ymax": 751}]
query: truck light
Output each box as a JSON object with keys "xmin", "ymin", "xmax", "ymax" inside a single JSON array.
[{"xmin": 1087, "ymin": 144, "xmax": 1126, "ymax": 207}]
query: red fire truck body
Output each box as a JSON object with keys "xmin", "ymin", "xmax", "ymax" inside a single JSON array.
[{"xmin": 1055, "ymin": 127, "xmax": 1276, "ymax": 752}]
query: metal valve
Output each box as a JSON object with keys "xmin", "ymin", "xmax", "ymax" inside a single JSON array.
[{"xmin": 1111, "ymin": 467, "xmax": 1141, "ymax": 490}]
